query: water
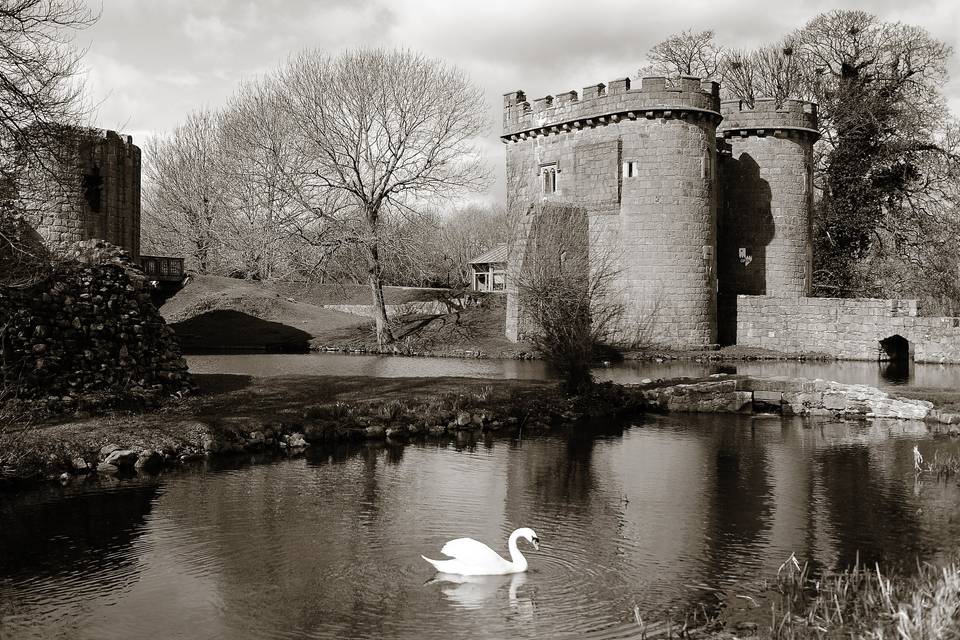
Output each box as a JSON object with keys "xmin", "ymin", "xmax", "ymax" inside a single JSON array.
[
  {"xmin": 186, "ymin": 352, "xmax": 957, "ymax": 389},
  {"xmin": 3, "ymin": 415, "xmax": 960, "ymax": 639}
]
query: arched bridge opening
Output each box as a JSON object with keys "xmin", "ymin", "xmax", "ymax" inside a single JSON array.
[
  {"xmin": 879, "ymin": 334, "xmax": 910, "ymax": 362},
  {"xmin": 879, "ymin": 334, "xmax": 910, "ymax": 383}
]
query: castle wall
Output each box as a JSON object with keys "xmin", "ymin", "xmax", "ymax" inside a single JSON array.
[
  {"xmin": 717, "ymin": 100, "xmax": 817, "ymax": 300},
  {"xmin": 735, "ymin": 295, "xmax": 960, "ymax": 363},
  {"xmin": 504, "ymin": 76, "xmax": 721, "ymax": 347},
  {"xmin": 18, "ymin": 128, "xmax": 141, "ymax": 259}
]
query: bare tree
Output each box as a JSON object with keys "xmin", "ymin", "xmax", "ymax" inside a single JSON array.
[
  {"xmin": 722, "ymin": 38, "xmax": 803, "ymax": 106},
  {"xmin": 640, "ymin": 29, "xmax": 724, "ymax": 80},
  {"xmin": 142, "ymin": 108, "xmax": 229, "ymax": 274},
  {"xmin": 218, "ymin": 76, "xmax": 302, "ymax": 280},
  {"xmin": 0, "ymin": 0, "xmax": 95, "ymax": 268},
  {"xmin": 0, "ymin": 0, "xmax": 95, "ymax": 172},
  {"xmin": 514, "ymin": 202, "xmax": 629, "ymax": 394},
  {"xmin": 275, "ymin": 47, "xmax": 489, "ymax": 346}
]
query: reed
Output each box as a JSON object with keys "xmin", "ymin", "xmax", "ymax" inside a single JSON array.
[
  {"xmin": 768, "ymin": 553, "xmax": 960, "ymax": 639},
  {"xmin": 922, "ymin": 450, "xmax": 960, "ymax": 477}
]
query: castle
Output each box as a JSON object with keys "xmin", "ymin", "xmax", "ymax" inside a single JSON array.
[
  {"xmin": 15, "ymin": 127, "xmax": 182, "ymax": 281},
  {"xmin": 503, "ymin": 74, "xmax": 960, "ymax": 363},
  {"xmin": 17, "ymin": 127, "xmax": 143, "ymax": 259}
]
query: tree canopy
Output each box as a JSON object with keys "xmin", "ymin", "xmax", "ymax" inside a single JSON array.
[
  {"xmin": 644, "ymin": 11, "xmax": 959, "ymax": 307},
  {"xmin": 143, "ymin": 47, "xmax": 491, "ymax": 345}
]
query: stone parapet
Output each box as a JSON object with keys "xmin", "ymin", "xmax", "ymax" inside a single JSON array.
[
  {"xmin": 734, "ymin": 295, "xmax": 960, "ymax": 363},
  {"xmin": 503, "ymin": 75, "xmax": 721, "ymax": 139},
  {"xmin": 718, "ymin": 98, "xmax": 819, "ymax": 138}
]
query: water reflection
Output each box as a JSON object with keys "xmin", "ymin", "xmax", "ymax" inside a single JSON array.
[
  {"xmin": 186, "ymin": 352, "xmax": 960, "ymax": 389},
  {"xmin": 703, "ymin": 421, "xmax": 775, "ymax": 586},
  {"xmin": 0, "ymin": 480, "xmax": 160, "ymax": 635},
  {"xmin": 429, "ymin": 572, "xmax": 531, "ymax": 613},
  {"xmin": 3, "ymin": 416, "xmax": 960, "ymax": 639}
]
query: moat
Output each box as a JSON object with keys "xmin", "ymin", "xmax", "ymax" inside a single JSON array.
[
  {"xmin": 185, "ymin": 352, "xmax": 952, "ymax": 389},
  {"xmin": 2, "ymin": 413, "xmax": 959, "ymax": 639}
]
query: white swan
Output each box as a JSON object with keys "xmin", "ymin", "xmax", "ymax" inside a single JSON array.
[{"xmin": 421, "ymin": 528, "xmax": 539, "ymax": 576}]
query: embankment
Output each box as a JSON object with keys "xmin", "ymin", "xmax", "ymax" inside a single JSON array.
[{"xmin": 4, "ymin": 373, "xmax": 959, "ymax": 489}]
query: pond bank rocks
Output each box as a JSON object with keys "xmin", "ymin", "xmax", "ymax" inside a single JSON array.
[
  {"xmin": 6, "ymin": 374, "xmax": 958, "ymax": 489},
  {"xmin": 632, "ymin": 375, "xmax": 952, "ymax": 423}
]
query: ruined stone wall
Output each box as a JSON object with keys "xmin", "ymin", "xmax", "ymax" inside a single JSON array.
[
  {"xmin": 0, "ymin": 241, "xmax": 190, "ymax": 412},
  {"xmin": 18, "ymin": 128, "xmax": 141, "ymax": 260},
  {"xmin": 504, "ymin": 76, "xmax": 722, "ymax": 347},
  {"xmin": 735, "ymin": 295, "xmax": 960, "ymax": 363},
  {"xmin": 717, "ymin": 99, "xmax": 817, "ymax": 299}
]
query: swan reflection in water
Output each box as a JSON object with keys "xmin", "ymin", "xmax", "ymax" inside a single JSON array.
[{"xmin": 427, "ymin": 572, "xmax": 534, "ymax": 617}]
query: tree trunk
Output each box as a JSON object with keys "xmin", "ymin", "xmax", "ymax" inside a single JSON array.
[{"xmin": 366, "ymin": 242, "xmax": 394, "ymax": 347}]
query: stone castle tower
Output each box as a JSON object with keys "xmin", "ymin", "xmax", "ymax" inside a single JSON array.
[
  {"xmin": 716, "ymin": 99, "xmax": 819, "ymax": 341},
  {"xmin": 502, "ymin": 74, "xmax": 818, "ymax": 348},
  {"xmin": 17, "ymin": 128, "xmax": 142, "ymax": 259}
]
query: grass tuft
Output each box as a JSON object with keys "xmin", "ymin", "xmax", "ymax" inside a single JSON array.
[{"xmin": 766, "ymin": 553, "xmax": 960, "ymax": 639}]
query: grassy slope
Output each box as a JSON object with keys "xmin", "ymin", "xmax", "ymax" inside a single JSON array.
[
  {"xmin": 273, "ymin": 281, "xmax": 452, "ymax": 306},
  {"xmin": 160, "ymin": 275, "xmax": 522, "ymax": 355},
  {"xmin": 161, "ymin": 276, "xmax": 365, "ymax": 350},
  {"xmin": 313, "ymin": 294, "xmax": 531, "ymax": 357}
]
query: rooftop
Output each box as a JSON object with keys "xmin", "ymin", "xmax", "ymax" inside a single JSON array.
[{"xmin": 469, "ymin": 243, "xmax": 507, "ymax": 265}]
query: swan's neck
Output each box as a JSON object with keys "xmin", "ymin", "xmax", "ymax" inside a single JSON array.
[{"xmin": 507, "ymin": 530, "xmax": 528, "ymax": 572}]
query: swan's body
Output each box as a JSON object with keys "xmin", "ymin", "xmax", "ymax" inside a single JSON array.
[{"xmin": 421, "ymin": 527, "xmax": 539, "ymax": 576}]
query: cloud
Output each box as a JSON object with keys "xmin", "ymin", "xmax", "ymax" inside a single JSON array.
[
  {"xmin": 183, "ymin": 13, "xmax": 242, "ymax": 44},
  {"xmin": 157, "ymin": 71, "xmax": 202, "ymax": 87},
  {"xmin": 80, "ymin": 0, "xmax": 960, "ymax": 201}
]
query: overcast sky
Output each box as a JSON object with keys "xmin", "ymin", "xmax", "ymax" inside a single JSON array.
[{"xmin": 81, "ymin": 0, "xmax": 960, "ymax": 203}]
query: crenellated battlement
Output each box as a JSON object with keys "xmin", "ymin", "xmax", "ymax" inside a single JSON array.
[
  {"xmin": 718, "ymin": 98, "xmax": 819, "ymax": 139},
  {"xmin": 503, "ymin": 75, "xmax": 721, "ymax": 140},
  {"xmin": 83, "ymin": 128, "xmax": 141, "ymax": 159}
]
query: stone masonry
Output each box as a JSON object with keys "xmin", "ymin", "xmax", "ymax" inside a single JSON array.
[
  {"xmin": 717, "ymin": 99, "xmax": 818, "ymax": 298},
  {"xmin": 17, "ymin": 127, "xmax": 141, "ymax": 260},
  {"xmin": 736, "ymin": 295, "xmax": 960, "ymax": 363},
  {"xmin": 503, "ymin": 76, "xmax": 723, "ymax": 347},
  {"xmin": 503, "ymin": 70, "xmax": 960, "ymax": 362}
]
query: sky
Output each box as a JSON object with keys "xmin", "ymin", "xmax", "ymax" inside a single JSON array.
[{"xmin": 81, "ymin": 0, "xmax": 960, "ymax": 204}]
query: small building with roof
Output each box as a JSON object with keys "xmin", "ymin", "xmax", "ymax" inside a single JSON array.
[{"xmin": 469, "ymin": 243, "xmax": 508, "ymax": 292}]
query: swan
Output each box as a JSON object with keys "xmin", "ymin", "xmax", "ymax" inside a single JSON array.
[{"xmin": 421, "ymin": 528, "xmax": 539, "ymax": 576}]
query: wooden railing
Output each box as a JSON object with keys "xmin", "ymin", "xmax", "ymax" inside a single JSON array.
[{"xmin": 138, "ymin": 255, "xmax": 185, "ymax": 282}]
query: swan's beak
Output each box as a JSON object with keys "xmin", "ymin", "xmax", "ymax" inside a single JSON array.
[{"xmin": 531, "ymin": 537, "xmax": 540, "ymax": 551}]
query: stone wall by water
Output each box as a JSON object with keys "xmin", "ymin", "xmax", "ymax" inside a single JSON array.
[
  {"xmin": 0, "ymin": 241, "xmax": 191, "ymax": 411},
  {"xmin": 734, "ymin": 295, "xmax": 960, "ymax": 363},
  {"xmin": 635, "ymin": 375, "xmax": 958, "ymax": 424}
]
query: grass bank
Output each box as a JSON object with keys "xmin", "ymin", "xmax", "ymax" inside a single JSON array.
[
  {"xmin": 311, "ymin": 294, "xmax": 532, "ymax": 358},
  {"xmin": 160, "ymin": 275, "xmax": 531, "ymax": 357},
  {"xmin": 0, "ymin": 374, "xmax": 640, "ymax": 486},
  {"xmin": 688, "ymin": 551, "xmax": 960, "ymax": 639}
]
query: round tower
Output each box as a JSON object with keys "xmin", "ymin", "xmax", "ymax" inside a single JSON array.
[
  {"xmin": 717, "ymin": 99, "xmax": 819, "ymax": 298},
  {"xmin": 17, "ymin": 127, "xmax": 142, "ymax": 259},
  {"xmin": 502, "ymin": 75, "xmax": 722, "ymax": 348}
]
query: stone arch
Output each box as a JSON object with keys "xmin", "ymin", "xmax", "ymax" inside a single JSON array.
[{"xmin": 879, "ymin": 334, "xmax": 911, "ymax": 362}]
